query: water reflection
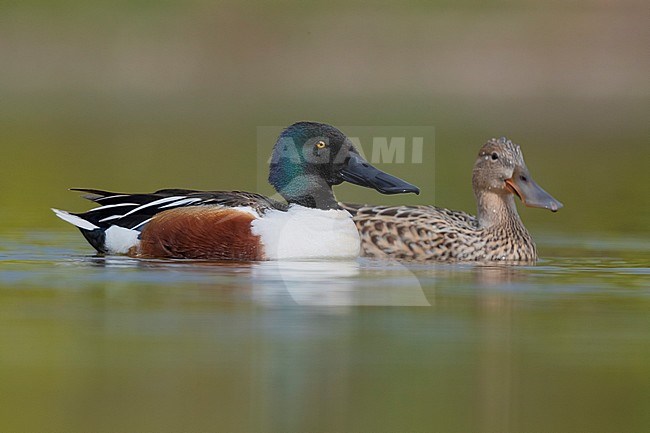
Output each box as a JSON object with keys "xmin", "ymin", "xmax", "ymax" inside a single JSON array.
[
  {"xmin": 252, "ymin": 260, "xmax": 431, "ymax": 307},
  {"xmin": 470, "ymin": 264, "xmax": 529, "ymax": 287},
  {"xmin": 68, "ymin": 255, "xmax": 435, "ymax": 307}
]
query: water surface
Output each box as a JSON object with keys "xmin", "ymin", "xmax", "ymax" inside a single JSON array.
[{"xmin": 1, "ymin": 231, "xmax": 648, "ymax": 433}]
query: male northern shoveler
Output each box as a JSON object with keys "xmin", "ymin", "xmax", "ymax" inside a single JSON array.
[
  {"xmin": 340, "ymin": 137, "xmax": 563, "ymax": 261},
  {"xmin": 53, "ymin": 122, "xmax": 419, "ymax": 260}
]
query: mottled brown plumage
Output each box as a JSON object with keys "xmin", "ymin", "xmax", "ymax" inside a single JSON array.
[{"xmin": 341, "ymin": 137, "xmax": 563, "ymax": 262}]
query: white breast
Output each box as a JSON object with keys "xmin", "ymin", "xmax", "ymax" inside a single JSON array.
[{"xmin": 251, "ymin": 205, "xmax": 361, "ymax": 260}]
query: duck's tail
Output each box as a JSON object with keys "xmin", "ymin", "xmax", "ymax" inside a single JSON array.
[
  {"xmin": 52, "ymin": 208, "xmax": 99, "ymax": 231},
  {"xmin": 52, "ymin": 208, "xmax": 111, "ymax": 253}
]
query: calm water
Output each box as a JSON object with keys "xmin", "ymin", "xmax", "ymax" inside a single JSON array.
[{"xmin": 1, "ymin": 230, "xmax": 648, "ymax": 433}]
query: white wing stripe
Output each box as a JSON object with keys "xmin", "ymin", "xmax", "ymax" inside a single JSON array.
[
  {"xmin": 159, "ymin": 198, "xmax": 203, "ymax": 208},
  {"xmin": 99, "ymin": 215, "xmax": 124, "ymax": 223},
  {"xmin": 95, "ymin": 194, "xmax": 128, "ymax": 202},
  {"xmin": 131, "ymin": 218, "xmax": 153, "ymax": 230},
  {"xmin": 86, "ymin": 203, "xmax": 139, "ymax": 212},
  {"xmin": 121, "ymin": 196, "xmax": 187, "ymax": 217},
  {"xmin": 96, "ymin": 197, "xmax": 202, "ymax": 224}
]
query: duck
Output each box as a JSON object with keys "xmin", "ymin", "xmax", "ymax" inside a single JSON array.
[
  {"xmin": 53, "ymin": 122, "xmax": 419, "ymax": 260},
  {"xmin": 340, "ymin": 137, "xmax": 563, "ymax": 261}
]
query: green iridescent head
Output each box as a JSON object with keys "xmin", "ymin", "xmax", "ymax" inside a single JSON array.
[{"xmin": 269, "ymin": 122, "xmax": 419, "ymax": 209}]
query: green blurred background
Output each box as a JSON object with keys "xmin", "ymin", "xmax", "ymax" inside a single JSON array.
[{"xmin": 1, "ymin": 0, "xmax": 648, "ymax": 235}]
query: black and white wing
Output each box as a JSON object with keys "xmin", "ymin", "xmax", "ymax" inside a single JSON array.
[{"xmin": 55, "ymin": 188, "xmax": 287, "ymax": 231}]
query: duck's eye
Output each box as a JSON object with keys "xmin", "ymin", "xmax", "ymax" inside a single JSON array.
[
  {"xmin": 491, "ymin": 152, "xmax": 499, "ymax": 160},
  {"xmin": 315, "ymin": 141, "xmax": 327, "ymax": 149}
]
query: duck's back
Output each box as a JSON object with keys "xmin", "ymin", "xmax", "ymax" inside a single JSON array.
[{"xmin": 340, "ymin": 203, "xmax": 487, "ymax": 261}]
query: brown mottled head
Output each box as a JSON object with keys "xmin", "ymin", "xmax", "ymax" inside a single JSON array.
[{"xmin": 472, "ymin": 137, "xmax": 563, "ymax": 212}]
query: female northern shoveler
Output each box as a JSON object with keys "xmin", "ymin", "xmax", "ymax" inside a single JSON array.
[
  {"xmin": 340, "ymin": 137, "xmax": 563, "ymax": 261},
  {"xmin": 53, "ymin": 122, "xmax": 419, "ymax": 260}
]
